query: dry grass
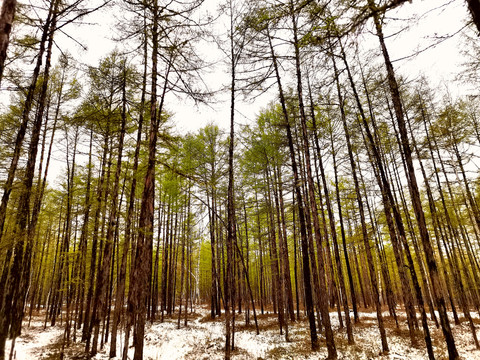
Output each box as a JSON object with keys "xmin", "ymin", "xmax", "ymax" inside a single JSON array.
[
  {"xmin": 157, "ymin": 309, "xmax": 203, "ymax": 322},
  {"xmin": 16, "ymin": 306, "xmax": 480, "ymax": 360}
]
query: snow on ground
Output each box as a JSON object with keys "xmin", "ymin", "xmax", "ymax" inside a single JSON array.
[
  {"xmin": 8, "ymin": 307, "xmax": 480, "ymax": 359},
  {"xmin": 5, "ymin": 317, "xmax": 64, "ymax": 360}
]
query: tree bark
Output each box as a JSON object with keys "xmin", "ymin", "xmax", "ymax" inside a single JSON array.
[
  {"xmin": 368, "ymin": 1, "xmax": 458, "ymax": 357},
  {"xmin": 334, "ymin": 42, "xmax": 388, "ymax": 352},
  {"xmin": 0, "ymin": 2, "xmax": 58, "ymax": 356},
  {"xmin": 0, "ymin": 0, "xmax": 16, "ymax": 84},
  {"xmin": 266, "ymin": 22, "xmax": 325, "ymax": 354}
]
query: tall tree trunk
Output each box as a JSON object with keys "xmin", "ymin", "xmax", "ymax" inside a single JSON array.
[
  {"xmin": 273, "ymin": 164, "xmax": 295, "ymax": 322},
  {"xmin": 355, "ymin": 58, "xmax": 424, "ymax": 349},
  {"xmin": 83, "ymin": 129, "xmax": 109, "ymax": 343},
  {"xmin": 0, "ymin": 0, "xmax": 54, "ymax": 245},
  {"xmin": 129, "ymin": 2, "xmax": 171, "ymax": 356},
  {"xmin": 289, "ymin": 3, "xmax": 339, "ymax": 354},
  {"xmin": 0, "ymin": 0, "xmax": 16, "ymax": 84},
  {"xmin": 265, "ymin": 166, "xmax": 285, "ymax": 336},
  {"xmin": 266, "ymin": 22, "xmax": 326, "ymax": 354},
  {"xmin": 226, "ymin": 2, "xmax": 237, "ymax": 355},
  {"xmin": 114, "ymin": 40, "xmax": 145, "ymax": 360},
  {"xmin": 333, "ymin": 42, "xmax": 388, "ymax": 352},
  {"xmin": 330, "ymin": 124, "xmax": 359, "ymax": 323},
  {"xmin": 368, "ymin": 1, "xmax": 458, "ymax": 357},
  {"xmin": 89, "ymin": 61, "xmax": 128, "ymax": 356},
  {"xmin": 0, "ymin": 3, "xmax": 58, "ymax": 357},
  {"xmin": 59, "ymin": 126, "xmax": 79, "ymax": 358}
]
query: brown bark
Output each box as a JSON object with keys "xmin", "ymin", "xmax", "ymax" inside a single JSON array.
[
  {"xmin": 266, "ymin": 21, "xmax": 324, "ymax": 354},
  {"xmin": 334, "ymin": 43, "xmax": 388, "ymax": 352},
  {"xmin": 114, "ymin": 37, "xmax": 146, "ymax": 360},
  {"xmin": 273, "ymin": 164, "xmax": 295, "ymax": 322},
  {"xmin": 82, "ymin": 129, "xmax": 109, "ymax": 343},
  {"xmin": 368, "ymin": 1, "xmax": 458, "ymax": 357},
  {"xmin": 226, "ymin": 3, "xmax": 237, "ymax": 355},
  {"xmin": 0, "ymin": 0, "xmax": 16, "ymax": 84},
  {"xmin": 289, "ymin": 2, "xmax": 339, "ymax": 354},
  {"xmin": 130, "ymin": 2, "xmax": 171, "ymax": 356},
  {"xmin": 89, "ymin": 61, "xmax": 128, "ymax": 356},
  {"xmin": 178, "ymin": 194, "xmax": 188, "ymax": 329},
  {"xmin": 265, "ymin": 166, "xmax": 285, "ymax": 336},
  {"xmin": 0, "ymin": 3, "xmax": 58, "ymax": 357},
  {"xmin": 355, "ymin": 66, "xmax": 420, "ymax": 348},
  {"xmin": 0, "ymin": 0, "xmax": 54, "ymax": 245},
  {"xmin": 330, "ymin": 125, "xmax": 359, "ymax": 323}
]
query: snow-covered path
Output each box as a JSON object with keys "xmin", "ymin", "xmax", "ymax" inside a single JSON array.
[{"xmin": 5, "ymin": 317, "xmax": 64, "ymax": 360}]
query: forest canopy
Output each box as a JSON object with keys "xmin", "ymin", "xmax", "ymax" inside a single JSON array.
[{"xmin": 0, "ymin": 0, "xmax": 480, "ymax": 359}]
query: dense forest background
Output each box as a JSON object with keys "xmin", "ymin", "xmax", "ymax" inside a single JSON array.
[{"xmin": 0, "ymin": 0, "xmax": 480, "ymax": 359}]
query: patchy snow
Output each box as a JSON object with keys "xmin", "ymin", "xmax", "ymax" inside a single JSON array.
[
  {"xmin": 5, "ymin": 317, "xmax": 64, "ymax": 360},
  {"xmin": 9, "ymin": 307, "xmax": 480, "ymax": 359}
]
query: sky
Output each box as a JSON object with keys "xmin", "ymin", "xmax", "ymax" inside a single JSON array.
[
  {"xmin": 63, "ymin": 0, "xmax": 264, "ymax": 134},
  {"xmin": 0, "ymin": 0, "xmax": 475, "ymax": 186},
  {"xmin": 375, "ymin": 0, "xmax": 472, "ymax": 92},
  {"xmin": 55, "ymin": 0, "xmax": 474, "ymax": 134}
]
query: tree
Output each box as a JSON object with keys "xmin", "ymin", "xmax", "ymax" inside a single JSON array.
[
  {"xmin": 466, "ymin": 0, "xmax": 480, "ymax": 34},
  {"xmin": 0, "ymin": 0, "xmax": 17, "ymax": 84},
  {"xmin": 0, "ymin": 1, "xmax": 60, "ymax": 357},
  {"xmin": 367, "ymin": 0, "xmax": 458, "ymax": 357}
]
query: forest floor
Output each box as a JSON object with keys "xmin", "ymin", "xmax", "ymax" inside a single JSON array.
[{"xmin": 6, "ymin": 306, "xmax": 480, "ymax": 360}]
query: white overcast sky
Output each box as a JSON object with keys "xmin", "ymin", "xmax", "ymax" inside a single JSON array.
[
  {"xmin": 0, "ymin": 0, "xmax": 475, "ymax": 187},
  {"xmin": 53, "ymin": 0, "xmax": 473, "ymax": 134},
  {"xmin": 0, "ymin": 0, "xmax": 474, "ymax": 127}
]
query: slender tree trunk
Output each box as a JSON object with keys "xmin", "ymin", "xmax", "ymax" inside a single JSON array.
[
  {"xmin": 83, "ymin": 129, "xmax": 109, "ymax": 343},
  {"xmin": 266, "ymin": 22, "xmax": 326, "ymax": 354},
  {"xmin": 274, "ymin": 165, "xmax": 295, "ymax": 322},
  {"xmin": 0, "ymin": 0, "xmax": 54, "ymax": 245},
  {"xmin": 355, "ymin": 60, "xmax": 422, "ymax": 349},
  {"xmin": 0, "ymin": 3, "xmax": 58, "ymax": 356},
  {"xmin": 226, "ymin": 3, "xmax": 237, "ymax": 355},
  {"xmin": 333, "ymin": 42, "xmax": 388, "ymax": 352},
  {"xmin": 59, "ymin": 127, "xmax": 79, "ymax": 359},
  {"xmin": 89, "ymin": 61, "xmax": 128, "ymax": 356},
  {"xmin": 368, "ymin": 1, "xmax": 458, "ymax": 357},
  {"xmin": 130, "ymin": 2, "xmax": 171, "ymax": 356},
  {"xmin": 330, "ymin": 125, "xmax": 359, "ymax": 323},
  {"xmin": 0, "ymin": 0, "xmax": 17, "ymax": 84},
  {"xmin": 265, "ymin": 166, "xmax": 285, "ymax": 336},
  {"xmin": 289, "ymin": 3, "xmax": 339, "ymax": 354},
  {"xmin": 178, "ymin": 196, "xmax": 187, "ymax": 329}
]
